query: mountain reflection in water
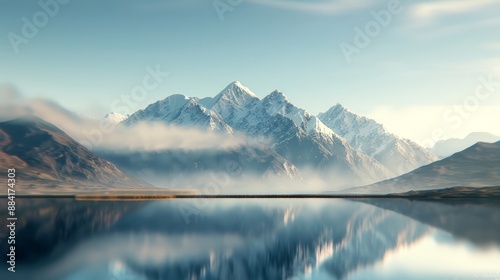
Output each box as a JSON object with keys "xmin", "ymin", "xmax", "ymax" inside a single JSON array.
[{"xmin": 1, "ymin": 198, "xmax": 499, "ymax": 280}]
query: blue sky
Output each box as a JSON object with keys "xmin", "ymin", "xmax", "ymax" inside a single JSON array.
[{"xmin": 1, "ymin": 0, "xmax": 499, "ymax": 143}]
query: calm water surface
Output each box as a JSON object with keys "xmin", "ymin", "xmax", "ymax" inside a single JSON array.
[{"xmin": 1, "ymin": 198, "xmax": 500, "ymax": 280}]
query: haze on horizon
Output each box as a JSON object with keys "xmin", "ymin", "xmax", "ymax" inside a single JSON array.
[{"xmin": 1, "ymin": 0, "xmax": 499, "ymax": 145}]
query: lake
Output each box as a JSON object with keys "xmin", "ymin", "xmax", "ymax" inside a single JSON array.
[{"xmin": 1, "ymin": 197, "xmax": 500, "ymax": 280}]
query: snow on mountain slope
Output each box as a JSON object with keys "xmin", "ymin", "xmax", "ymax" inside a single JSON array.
[
  {"xmin": 198, "ymin": 81, "xmax": 261, "ymax": 130},
  {"xmin": 318, "ymin": 104, "xmax": 436, "ymax": 174},
  {"xmin": 125, "ymin": 81, "xmax": 394, "ymax": 185},
  {"xmin": 257, "ymin": 91, "xmax": 393, "ymax": 183},
  {"xmin": 199, "ymin": 81, "xmax": 258, "ymax": 109},
  {"xmin": 262, "ymin": 90, "xmax": 333, "ymax": 136},
  {"xmin": 118, "ymin": 83, "xmax": 299, "ymax": 179},
  {"xmin": 124, "ymin": 94, "xmax": 233, "ymax": 133},
  {"xmin": 103, "ymin": 112, "xmax": 128, "ymax": 123}
]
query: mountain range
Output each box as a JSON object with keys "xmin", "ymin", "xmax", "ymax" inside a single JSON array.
[
  {"xmin": 318, "ymin": 104, "xmax": 437, "ymax": 174},
  {"xmin": 345, "ymin": 141, "xmax": 500, "ymax": 194},
  {"xmin": 119, "ymin": 81, "xmax": 438, "ymax": 186},
  {"xmin": 4, "ymin": 81, "xmax": 496, "ymax": 194},
  {"xmin": 431, "ymin": 132, "xmax": 500, "ymax": 158}
]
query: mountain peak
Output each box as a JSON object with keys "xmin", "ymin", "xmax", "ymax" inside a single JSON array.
[
  {"xmin": 230, "ymin": 80, "xmax": 244, "ymax": 87},
  {"xmin": 330, "ymin": 103, "xmax": 351, "ymax": 114},
  {"xmin": 151, "ymin": 94, "xmax": 192, "ymax": 112},
  {"xmin": 270, "ymin": 89, "xmax": 285, "ymax": 96},
  {"xmin": 334, "ymin": 103, "xmax": 346, "ymax": 110},
  {"xmin": 318, "ymin": 103, "xmax": 359, "ymax": 123},
  {"xmin": 265, "ymin": 90, "xmax": 289, "ymax": 102},
  {"xmin": 1, "ymin": 115, "xmax": 63, "ymax": 133},
  {"xmin": 103, "ymin": 112, "xmax": 128, "ymax": 123},
  {"xmin": 431, "ymin": 131, "xmax": 500, "ymax": 158},
  {"xmin": 318, "ymin": 104, "xmax": 436, "ymax": 174},
  {"xmin": 158, "ymin": 94, "xmax": 190, "ymax": 104},
  {"xmin": 219, "ymin": 81, "xmax": 258, "ymax": 99}
]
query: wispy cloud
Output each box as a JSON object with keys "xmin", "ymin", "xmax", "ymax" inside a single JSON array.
[
  {"xmin": 408, "ymin": 17, "xmax": 500, "ymax": 39},
  {"xmin": 246, "ymin": 0, "xmax": 376, "ymax": 15},
  {"xmin": 0, "ymin": 95, "xmax": 255, "ymax": 152},
  {"xmin": 401, "ymin": 0, "xmax": 500, "ymax": 38},
  {"xmin": 410, "ymin": 0, "xmax": 499, "ymax": 21},
  {"xmin": 86, "ymin": 121, "xmax": 251, "ymax": 152}
]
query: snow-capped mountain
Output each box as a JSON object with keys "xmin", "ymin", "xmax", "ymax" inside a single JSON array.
[
  {"xmin": 198, "ymin": 81, "xmax": 260, "ymax": 122},
  {"xmin": 103, "ymin": 112, "xmax": 128, "ymax": 123},
  {"xmin": 125, "ymin": 81, "xmax": 394, "ymax": 185},
  {"xmin": 256, "ymin": 90, "xmax": 393, "ymax": 183},
  {"xmin": 318, "ymin": 104, "xmax": 436, "ymax": 174},
  {"xmin": 262, "ymin": 90, "xmax": 333, "ymax": 136},
  {"xmin": 124, "ymin": 94, "xmax": 233, "ymax": 133}
]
